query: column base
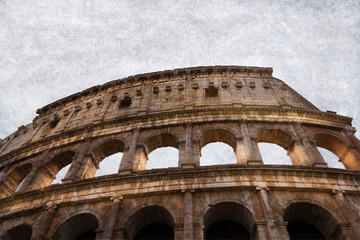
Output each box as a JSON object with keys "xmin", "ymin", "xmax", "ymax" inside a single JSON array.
[
  {"xmin": 247, "ymin": 160, "xmax": 263, "ymax": 165},
  {"xmin": 180, "ymin": 162, "xmax": 197, "ymax": 169},
  {"xmin": 313, "ymin": 162, "xmax": 328, "ymax": 168}
]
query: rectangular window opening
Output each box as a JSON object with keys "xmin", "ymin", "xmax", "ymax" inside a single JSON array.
[{"xmin": 205, "ymin": 88, "xmax": 218, "ymax": 98}]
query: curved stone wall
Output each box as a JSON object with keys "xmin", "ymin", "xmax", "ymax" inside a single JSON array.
[{"xmin": 0, "ymin": 66, "xmax": 359, "ymax": 239}]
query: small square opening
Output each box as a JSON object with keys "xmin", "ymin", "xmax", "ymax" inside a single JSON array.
[
  {"xmin": 205, "ymin": 88, "xmax": 218, "ymax": 98},
  {"xmin": 119, "ymin": 97, "xmax": 132, "ymax": 108}
]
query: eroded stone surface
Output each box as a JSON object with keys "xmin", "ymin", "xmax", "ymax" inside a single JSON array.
[{"xmin": 0, "ymin": 66, "xmax": 359, "ymax": 239}]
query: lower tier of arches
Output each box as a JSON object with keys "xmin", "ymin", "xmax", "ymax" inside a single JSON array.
[{"xmin": 0, "ymin": 166, "xmax": 359, "ymax": 240}]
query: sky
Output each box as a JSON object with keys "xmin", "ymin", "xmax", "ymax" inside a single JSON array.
[{"xmin": 1, "ymin": 0, "xmax": 359, "ymax": 171}]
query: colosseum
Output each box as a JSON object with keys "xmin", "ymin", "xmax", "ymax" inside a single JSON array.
[{"xmin": 0, "ymin": 66, "xmax": 359, "ymax": 240}]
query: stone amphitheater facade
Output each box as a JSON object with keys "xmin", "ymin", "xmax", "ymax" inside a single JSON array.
[{"xmin": 0, "ymin": 66, "xmax": 359, "ymax": 240}]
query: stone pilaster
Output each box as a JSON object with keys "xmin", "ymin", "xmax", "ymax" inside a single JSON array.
[
  {"xmin": 112, "ymin": 227, "xmax": 125, "ymax": 240},
  {"xmin": 240, "ymin": 121, "xmax": 263, "ymax": 165},
  {"xmin": 180, "ymin": 123, "xmax": 196, "ymax": 168},
  {"xmin": 120, "ymin": 128, "xmax": 140, "ymax": 172},
  {"xmin": 182, "ymin": 189, "xmax": 194, "ymax": 240},
  {"xmin": 32, "ymin": 203, "xmax": 58, "ymax": 240},
  {"xmin": 332, "ymin": 186, "xmax": 359, "ymax": 239},
  {"xmin": 63, "ymin": 139, "xmax": 92, "ymax": 182},
  {"xmin": 253, "ymin": 221, "xmax": 268, "ymax": 239},
  {"xmin": 256, "ymin": 186, "xmax": 281, "ymax": 239},
  {"xmin": 276, "ymin": 221, "xmax": 290, "ymax": 240},
  {"xmin": 17, "ymin": 150, "xmax": 51, "ymax": 192},
  {"xmin": 193, "ymin": 222, "xmax": 204, "ymax": 240},
  {"xmin": 103, "ymin": 196, "xmax": 123, "ymax": 240},
  {"xmin": 291, "ymin": 122, "xmax": 327, "ymax": 167},
  {"xmin": 16, "ymin": 165, "xmax": 40, "ymax": 192}
]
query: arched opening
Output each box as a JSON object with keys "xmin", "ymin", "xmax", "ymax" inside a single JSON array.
[
  {"xmin": 313, "ymin": 133, "xmax": 359, "ymax": 169},
  {"xmin": 91, "ymin": 140, "xmax": 125, "ymax": 177},
  {"xmin": 95, "ymin": 152, "xmax": 123, "ymax": 176},
  {"xmin": 146, "ymin": 147, "xmax": 178, "ymax": 169},
  {"xmin": 203, "ymin": 202, "xmax": 255, "ymax": 240},
  {"xmin": 200, "ymin": 142, "xmax": 237, "ymax": 166},
  {"xmin": 0, "ymin": 163, "xmax": 32, "ymax": 196},
  {"xmin": 284, "ymin": 202, "xmax": 341, "ymax": 239},
  {"xmin": 258, "ymin": 143, "xmax": 292, "ymax": 165},
  {"xmin": 143, "ymin": 133, "xmax": 179, "ymax": 170},
  {"xmin": 31, "ymin": 151, "xmax": 74, "ymax": 188},
  {"xmin": 125, "ymin": 206, "xmax": 174, "ymax": 240},
  {"xmin": 257, "ymin": 129, "xmax": 294, "ymax": 165},
  {"xmin": 199, "ymin": 129, "xmax": 237, "ymax": 166},
  {"xmin": 52, "ymin": 163, "xmax": 71, "ymax": 184},
  {"xmin": 318, "ymin": 147, "xmax": 345, "ymax": 169},
  {"xmin": 1, "ymin": 224, "xmax": 32, "ymax": 240},
  {"xmin": 52, "ymin": 213, "xmax": 99, "ymax": 240}
]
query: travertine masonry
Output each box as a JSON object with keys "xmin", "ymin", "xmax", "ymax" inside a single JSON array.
[{"xmin": 0, "ymin": 66, "xmax": 359, "ymax": 239}]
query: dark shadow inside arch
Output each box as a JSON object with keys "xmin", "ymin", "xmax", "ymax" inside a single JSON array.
[
  {"xmin": 52, "ymin": 213, "xmax": 99, "ymax": 240},
  {"xmin": 284, "ymin": 202, "xmax": 340, "ymax": 239},
  {"xmin": 203, "ymin": 202, "xmax": 254, "ymax": 240},
  {"xmin": 1, "ymin": 224, "xmax": 32, "ymax": 240},
  {"xmin": 287, "ymin": 221, "xmax": 325, "ymax": 239},
  {"xmin": 125, "ymin": 206, "xmax": 174, "ymax": 240},
  {"xmin": 134, "ymin": 223, "xmax": 174, "ymax": 240},
  {"xmin": 206, "ymin": 220, "xmax": 250, "ymax": 239}
]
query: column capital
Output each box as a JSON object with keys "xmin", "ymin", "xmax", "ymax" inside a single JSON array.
[
  {"xmin": 342, "ymin": 126, "xmax": 356, "ymax": 136},
  {"xmin": 185, "ymin": 121, "xmax": 192, "ymax": 128},
  {"xmin": 256, "ymin": 186, "xmax": 270, "ymax": 191},
  {"xmin": 181, "ymin": 188, "xmax": 195, "ymax": 194},
  {"xmin": 110, "ymin": 195, "xmax": 124, "ymax": 204},
  {"xmin": 332, "ymin": 185, "xmax": 346, "ymax": 195}
]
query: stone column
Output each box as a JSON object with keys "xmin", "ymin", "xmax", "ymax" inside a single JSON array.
[
  {"xmin": 182, "ymin": 189, "xmax": 194, "ymax": 240},
  {"xmin": 32, "ymin": 203, "xmax": 58, "ymax": 240},
  {"xmin": 332, "ymin": 187, "xmax": 359, "ymax": 239},
  {"xmin": 103, "ymin": 196, "xmax": 123, "ymax": 240},
  {"xmin": 112, "ymin": 227, "xmax": 125, "ymax": 240},
  {"xmin": 180, "ymin": 123, "xmax": 196, "ymax": 168},
  {"xmin": 276, "ymin": 221, "xmax": 290, "ymax": 240},
  {"xmin": 0, "ymin": 164, "xmax": 11, "ymax": 182},
  {"xmin": 120, "ymin": 128, "xmax": 140, "ymax": 172},
  {"xmin": 253, "ymin": 221, "xmax": 268, "ymax": 239},
  {"xmin": 256, "ymin": 186, "xmax": 281, "ymax": 239},
  {"xmin": 192, "ymin": 140, "xmax": 201, "ymax": 167},
  {"xmin": 16, "ymin": 165, "xmax": 40, "ymax": 192},
  {"xmin": 290, "ymin": 122, "xmax": 326, "ymax": 167},
  {"xmin": 193, "ymin": 223, "xmax": 204, "ymax": 240},
  {"xmin": 19, "ymin": 150, "xmax": 52, "ymax": 192},
  {"xmin": 63, "ymin": 139, "xmax": 92, "ymax": 182},
  {"xmin": 239, "ymin": 121, "xmax": 263, "ymax": 165},
  {"xmin": 174, "ymin": 223, "xmax": 184, "ymax": 240}
]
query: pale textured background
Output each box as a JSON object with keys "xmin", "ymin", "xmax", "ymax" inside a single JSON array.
[{"xmin": 1, "ymin": 1, "xmax": 359, "ymax": 175}]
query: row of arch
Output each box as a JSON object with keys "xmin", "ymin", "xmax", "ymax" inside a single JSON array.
[
  {"xmin": 1, "ymin": 124, "xmax": 359, "ymax": 197},
  {"xmin": 0, "ymin": 201, "xmax": 348, "ymax": 239}
]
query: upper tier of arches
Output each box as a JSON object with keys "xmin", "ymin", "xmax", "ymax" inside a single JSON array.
[{"xmin": 1, "ymin": 121, "xmax": 359, "ymax": 198}]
